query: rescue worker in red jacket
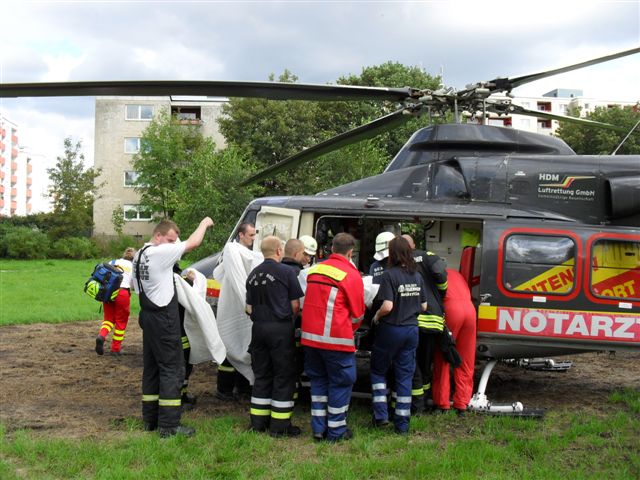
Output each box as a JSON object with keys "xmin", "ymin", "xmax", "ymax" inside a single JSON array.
[
  {"xmin": 301, "ymin": 233, "xmax": 365, "ymax": 442},
  {"xmin": 432, "ymin": 268, "xmax": 477, "ymax": 415},
  {"xmin": 95, "ymin": 247, "xmax": 136, "ymax": 356}
]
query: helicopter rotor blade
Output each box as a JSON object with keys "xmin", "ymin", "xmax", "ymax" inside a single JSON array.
[
  {"xmin": 0, "ymin": 80, "xmax": 415, "ymax": 102},
  {"xmin": 507, "ymin": 105, "xmax": 638, "ymax": 134},
  {"xmin": 462, "ymin": 47, "xmax": 640, "ymax": 95},
  {"xmin": 239, "ymin": 106, "xmax": 416, "ymax": 186}
]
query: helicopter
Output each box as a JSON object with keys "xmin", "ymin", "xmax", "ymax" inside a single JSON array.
[{"xmin": 2, "ymin": 47, "xmax": 639, "ymax": 413}]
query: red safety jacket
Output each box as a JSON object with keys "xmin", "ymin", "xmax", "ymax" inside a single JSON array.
[{"xmin": 301, "ymin": 254, "xmax": 365, "ymax": 352}]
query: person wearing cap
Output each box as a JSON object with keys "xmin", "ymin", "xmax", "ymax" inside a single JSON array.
[
  {"xmin": 369, "ymin": 231, "xmax": 395, "ymax": 284},
  {"xmin": 246, "ymin": 236, "xmax": 304, "ymax": 437},
  {"xmin": 402, "ymin": 234, "xmax": 448, "ymax": 414},
  {"xmin": 95, "ymin": 247, "xmax": 136, "ymax": 356}
]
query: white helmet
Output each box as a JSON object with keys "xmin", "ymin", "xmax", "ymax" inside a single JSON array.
[
  {"xmin": 374, "ymin": 231, "xmax": 395, "ymax": 261},
  {"xmin": 299, "ymin": 235, "xmax": 318, "ymax": 255}
]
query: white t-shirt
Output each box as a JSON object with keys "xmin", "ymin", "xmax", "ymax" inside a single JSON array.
[
  {"xmin": 132, "ymin": 242, "xmax": 187, "ymax": 307},
  {"xmin": 113, "ymin": 258, "xmax": 133, "ymax": 289}
]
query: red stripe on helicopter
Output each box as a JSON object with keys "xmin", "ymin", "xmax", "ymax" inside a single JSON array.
[{"xmin": 478, "ymin": 306, "xmax": 639, "ymax": 343}]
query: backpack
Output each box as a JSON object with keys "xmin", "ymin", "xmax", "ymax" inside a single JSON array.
[{"xmin": 84, "ymin": 261, "xmax": 124, "ymax": 302}]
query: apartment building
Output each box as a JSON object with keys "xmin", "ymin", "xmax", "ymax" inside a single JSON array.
[
  {"xmin": 92, "ymin": 97, "xmax": 226, "ymax": 238},
  {"xmin": 0, "ymin": 116, "xmax": 35, "ymax": 217},
  {"xmin": 484, "ymin": 89, "xmax": 637, "ymax": 135}
]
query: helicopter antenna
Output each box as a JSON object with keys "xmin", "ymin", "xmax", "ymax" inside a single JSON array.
[{"xmin": 611, "ymin": 119, "xmax": 640, "ymax": 155}]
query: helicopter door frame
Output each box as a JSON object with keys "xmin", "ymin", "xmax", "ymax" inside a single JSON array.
[
  {"xmin": 479, "ymin": 220, "xmax": 639, "ymax": 354},
  {"xmin": 254, "ymin": 206, "xmax": 301, "ymax": 251}
]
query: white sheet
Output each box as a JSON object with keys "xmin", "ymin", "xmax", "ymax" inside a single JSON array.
[
  {"xmin": 298, "ymin": 269, "xmax": 379, "ymax": 309},
  {"xmin": 212, "ymin": 242, "xmax": 263, "ymax": 384},
  {"xmin": 174, "ymin": 272, "xmax": 226, "ymax": 364}
]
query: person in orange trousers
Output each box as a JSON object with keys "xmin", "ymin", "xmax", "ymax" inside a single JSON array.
[{"xmin": 432, "ymin": 268, "xmax": 476, "ymax": 414}]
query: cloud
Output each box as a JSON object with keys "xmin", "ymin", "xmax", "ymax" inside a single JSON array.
[{"xmin": 0, "ymin": 0, "xmax": 638, "ymax": 190}]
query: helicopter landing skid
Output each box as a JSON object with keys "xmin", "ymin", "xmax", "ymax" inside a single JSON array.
[
  {"xmin": 508, "ymin": 358, "xmax": 573, "ymax": 372},
  {"xmin": 468, "ymin": 359, "xmax": 545, "ymax": 418}
]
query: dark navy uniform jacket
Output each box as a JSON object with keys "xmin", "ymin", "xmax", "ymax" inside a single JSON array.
[
  {"xmin": 377, "ymin": 266, "xmax": 427, "ymax": 327},
  {"xmin": 246, "ymin": 259, "xmax": 304, "ymax": 321},
  {"xmin": 369, "ymin": 258, "xmax": 389, "ymax": 284}
]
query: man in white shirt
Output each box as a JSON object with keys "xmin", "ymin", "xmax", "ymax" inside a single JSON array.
[{"xmin": 132, "ymin": 217, "xmax": 214, "ymax": 438}]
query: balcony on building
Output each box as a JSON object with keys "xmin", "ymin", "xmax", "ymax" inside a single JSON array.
[
  {"xmin": 26, "ymin": 177, "xmax": 32, "ymax": 186},
  {"xmin": 0, "ymin": 184, "xmax": 4, "ymax": 194},
  {"xmin": 0, "ymin": 155, "xmax": 5, "ymax": 166},
  {"xmin": 171, "ymin": 106, "xmax": 202, "ymax": 125},
  {"xmin": 27, "ymin": 164, "xmax": 33, "ymax": 173},
  {"xmin": 11, "ymin": 134, "xmax": 18, "ymax": 144},
  {"xmin": 11, "ymin": 161, "xmax": 18, "ymax": 171},
  {"xmin": 26, "ymin": 203, "xmax": 32, "ymax": 213},
  {"xmin": 11, "ymin": 176, "xmax": 17, "ymax": 184},
  {"xmin": 0, "ymin": 140, "xmax": 4, "ymax": 151},
  {"xmin": 537, "ymin": 101, "xmax": 552, "ymax": 112},
  {"xmin": 26, "ymin": 189, "xmax": 32, "ymax": 199},
  {"xmin": 11, "ymin": 188, "xmax": 17, "ymax": 197},
  {"xmin": 11, "ymin": 148, "xmax": 18, "ymax": 159}
]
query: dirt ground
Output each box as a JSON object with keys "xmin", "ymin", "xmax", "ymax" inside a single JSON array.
[{"xmin": 1, "ymin": 319, "xmax": 639, "ymax": 439}]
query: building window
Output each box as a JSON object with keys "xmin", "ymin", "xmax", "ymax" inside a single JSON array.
[
  {"xmin": 590, "ymin": 239, "xmax": 639, "ymax": 301},
  {"xmin": 124, "ymin": 137, "xmax": 140, "ymax": 154},
  {"xmin": 125, "ymin": 104, "xmax": 153, "ymax": 121},
  {"xmin": 123, "ymin": 204, "xmax": 152, "ymax": 221},
  {"xmin": 519, "ymin": 118, "xmax": 531, "ymax": 128},
  {"xmin": 124, "ymin": 171, "xmax": 141, "ymax": 187},
  {"xmin": 503, "ymin": 234, "xmax": 576, "ymax": 295}
]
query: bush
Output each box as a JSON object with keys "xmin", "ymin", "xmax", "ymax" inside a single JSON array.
[
  {"xmin": 101, "ymin": 235, "xmax": 144, "ymax": 258},
  {"xmin": 4, "ymin": 227, "xmax": 51, "ymax": 259},
  {"xmin": 50, "ymin": 237, "xmax": 99, "ymax": 259}
]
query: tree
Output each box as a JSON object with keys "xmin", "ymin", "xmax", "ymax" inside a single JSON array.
[
  {"xmin": 555, "ymin": 104, "xmax": 640, "ymax": 155},
  {"xmin": 46, "ymin": 138, "xmax": 102, "ymax": 238},
  {"xmin": 132, "ymin": 110, "xmax": 211, "ymax": 219},
  {"xmin": 218, "ymin": 64, "xmax": 440, "ymax": 195},
  {"xmin": 133, "ymin": 112, "xmax": 260, "ymax": 253},
  {"xmin": 174, "ymin": 145, "xmax": 259, "ymax": 254}
]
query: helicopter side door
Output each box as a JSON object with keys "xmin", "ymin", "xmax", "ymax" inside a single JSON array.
[
  {"xmin": 477, "ymin": 220, "xmax": 639, "ymax": 359},
  {"xmin": 254, "ymin": 206, "xmax": 301, "ymax": 250}
]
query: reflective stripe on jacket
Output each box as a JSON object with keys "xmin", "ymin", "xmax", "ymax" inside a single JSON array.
[{"xmin": 301, "ymin": 254, "xmax": 365, "ymax": 352}]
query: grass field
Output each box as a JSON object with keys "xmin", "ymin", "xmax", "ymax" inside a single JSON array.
[
  {"xmin": 0, "ymin": 259, "xmax": 140, "ymax": 325},
  {"xmin": 1, "ymin": 260, "xmax": 639, "ymax": 479}
]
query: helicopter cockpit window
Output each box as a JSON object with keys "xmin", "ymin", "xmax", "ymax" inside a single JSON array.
[
  {"xmin": 503, "ymin": 234, "xmax": 576, "ymax": 295},
  {"xmin": 590, "ymin": 239, "xmax": 640, "ymax": 301}
]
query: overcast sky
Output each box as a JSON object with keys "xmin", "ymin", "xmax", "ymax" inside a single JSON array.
[{"xmin": 1, "ymin": 0, "xmax": 638, "ymax": 212}]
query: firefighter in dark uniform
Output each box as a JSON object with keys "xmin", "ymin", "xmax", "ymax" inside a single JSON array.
[
  {"xmin": 132, "ymin": 217, "xmax": 213, "ymax": 438},
  {"xmin": 402, "ymin": 234, "xmax": 448, "ymax": 413},
  {"xmin": 281, "ymin": 238, "xmax": 306, "ymax": 273},
  {"xmin": 246, "ymin": 236, "xmax": 304, "ymax": 437},
  {"xmin": 370, "ymin": 236, "xmax": 427, "ymax": 434}
]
